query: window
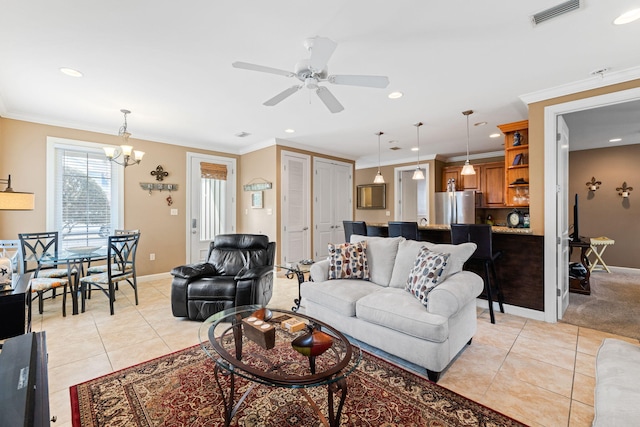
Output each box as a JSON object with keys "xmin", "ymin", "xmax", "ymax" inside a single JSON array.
[
  {"xmin": 47, "ymin": 138, "xmax": 124, "ymax": 249},
  {"xmin": 200, "ymin": 162, "xmax": 227, "ymax": 240}
]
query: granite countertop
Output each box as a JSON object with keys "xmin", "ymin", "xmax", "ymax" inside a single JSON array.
[{"xmin": 420, "ymin": 224, "xmax": 533, "ymax": 234}]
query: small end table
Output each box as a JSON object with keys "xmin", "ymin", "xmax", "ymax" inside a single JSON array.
[
  {"xmin": 586, "ymin": 237, "xmax": 615, "ymax": 273},
  {"xmin": 277, "ymin": 261, "xmax": 313, "ymax": 312}
]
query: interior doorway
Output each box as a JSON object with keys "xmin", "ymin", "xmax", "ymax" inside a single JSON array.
[
  {"xmin": 394, "ymin": 164, "xmax": 429, "ymax": 223},
  {"xmin": 542, "ymin": 86, "xmax": 640, "ymax": 323}
]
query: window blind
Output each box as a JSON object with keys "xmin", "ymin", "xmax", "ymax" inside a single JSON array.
[{"xmin": 200, "ymin": 162, "xmax": 227, "ymax": 180}]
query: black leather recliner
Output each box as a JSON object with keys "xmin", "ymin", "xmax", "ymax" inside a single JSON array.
[{"xmin": 170, "ymin": 234, "xmax": 275, "ymax": 320}]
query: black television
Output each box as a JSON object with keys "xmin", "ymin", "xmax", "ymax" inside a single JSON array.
[{"xmin": 570, "ymin": 193, "xmax": 580, "ymax": 242}]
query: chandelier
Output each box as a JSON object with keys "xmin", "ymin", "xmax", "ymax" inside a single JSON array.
[{"xmin": 103, "ymin": 109, "xmax": 145, "ymax": 167}]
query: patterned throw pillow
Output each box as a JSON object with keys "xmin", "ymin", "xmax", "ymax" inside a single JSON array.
[
  {"xmin": 405, "ymin": 247, "xmax": 450, "ymax": 306},
  {"xmin": 328, "ymin": 241, "xmax": 370, "ymax": 280}
]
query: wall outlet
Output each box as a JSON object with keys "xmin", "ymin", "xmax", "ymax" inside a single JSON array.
[
  {"xmin": 149, "ymin": 253, "xmax": 155, "ymax": 261},
  {"xmin": 170, "ymin": 209, "xmax": 178, "ymax": 216},
  {"xmin": 386, "ymin": 211, "xmax": 391, "ymax": 216}
]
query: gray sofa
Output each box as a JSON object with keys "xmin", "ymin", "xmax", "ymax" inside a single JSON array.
[
  {"xmin": 593, "ymin": 338, "xmax": 640, "ymax": 426},
  {"xmin": 300, "ymin": 235, "xmax": 484, "ymax": 382}
]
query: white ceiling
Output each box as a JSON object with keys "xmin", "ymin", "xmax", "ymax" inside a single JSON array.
[{"xmin": 1, "ymin": 1, "xmax": 639, "ymax": 167}]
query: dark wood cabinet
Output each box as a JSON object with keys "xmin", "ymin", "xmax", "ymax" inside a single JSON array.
[
  {"xmin": 481, "ymin": 162, "xmax": 505, "ymax": 207},
  {"xmin": 0, "ymin": 274, "xmax": 30, "ymax": 340}
]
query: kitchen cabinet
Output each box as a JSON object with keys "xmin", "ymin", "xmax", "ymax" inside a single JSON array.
[
  {"xmin": 499, "ymin": 120, "xmax": 529, "ymax": 207},
  {"xmin": 442, "ymin": 165, "xmax": 481, "ymax": 191},
  {"xmin": 481, "ymin": 162, "xmax": 505, "ymax": 207}
]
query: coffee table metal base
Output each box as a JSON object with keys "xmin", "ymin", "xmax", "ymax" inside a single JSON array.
[{"xmin": 213, "ymin": 362, "xmax": 348, "ymax": 427}]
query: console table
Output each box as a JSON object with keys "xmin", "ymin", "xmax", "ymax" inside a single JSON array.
[{"xmin": 569, "ymin": 239, "xmax": 591, "ymax": 295}]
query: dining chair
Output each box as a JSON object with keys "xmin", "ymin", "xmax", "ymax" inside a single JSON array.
[
  {"xmin": 86, "ymin": 229, "xmax": 140, "ymax": 275},
  {"xmin": 343, "ymin": 221, "xmax": 366, "ymax": 242},
  {"xmin": 18, "ymin": 232, "xmax": 75, "ymax": 316},
  {"xmin": 0, "ymin": 239, "xmax": 22, "ymax": 276},
  {"xmin": 80, "ymin": 233, "xmax": 140, "ymax": 315}
]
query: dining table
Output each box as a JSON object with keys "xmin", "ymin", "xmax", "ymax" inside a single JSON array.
[{"xmin": 35, "ymin": 247, "xmax": 108, "ymax": 315}]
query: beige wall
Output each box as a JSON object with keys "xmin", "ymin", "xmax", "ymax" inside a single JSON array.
[
  {"xmin": 238, "ymin": 145, "xmax": 277, "ymax": 239},
  {"xmin": 0, "ymin": 118, "xmax": 239, "ymax": 275},
  {"xmin": 569, "ymin": 145, "xmax": 640, "ymax": 269},
  {"xmin": 528, "ymin": 78, "xmax": 640, "ymax": 236}
]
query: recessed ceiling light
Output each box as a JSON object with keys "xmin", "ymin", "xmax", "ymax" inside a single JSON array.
[
  {"xmin": 614, "ymin": 8, "xmax": 640, "ymax": 25},
  {"xmin": 474, "ymin": 121, "xmax": 487, "ymax": 127},
  {"xmin": 609, "ymin": 138, "xmax": 622, "ymax": 142},
  {"xmin": 60, "ymin": 67, "xmax": 83, "ymax": 77},
  {"xmin": 388, "ymin": 91, "xmax": 403, "ymax": 99},
  {"xmin": 411, "ymin": 147, "xmax": 419, "ymax": 152},
  {"xmin": 284, "ymin": 128, "xmax": 295, "ymax": 133},
  {"xmin": 490, "ymin": 133, "xmax": 501, "ymax": 138}
]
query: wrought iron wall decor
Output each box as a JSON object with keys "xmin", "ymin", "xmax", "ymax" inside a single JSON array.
[{"xmin": 151, "ymin": 165, "xmax": 169, "ymax": 181}]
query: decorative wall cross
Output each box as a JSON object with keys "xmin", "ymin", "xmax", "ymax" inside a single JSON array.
[{"xmin": 151, "ymin": 165, "xmax": 169, "ymax": 181}]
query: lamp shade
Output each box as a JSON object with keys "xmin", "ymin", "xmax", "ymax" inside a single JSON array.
[
  {"xmin": 374, "ymin": 171, "xmax": 385, "ymax": 183},
  {"xmin": 412, "ymin": 167, "xmax": 425, "ymax": 180},
  {"xmin": 461, "ymin": 161, "xmax": 476, "ymax": 175},
  {"xmin": 0, "ymin": 191, "xmax": 35, "ymax": 210}
]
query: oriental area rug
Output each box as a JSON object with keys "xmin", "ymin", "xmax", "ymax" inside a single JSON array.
[{"xmin": 70, "ymin": 344, "xmax": 525, "ymax": 427}]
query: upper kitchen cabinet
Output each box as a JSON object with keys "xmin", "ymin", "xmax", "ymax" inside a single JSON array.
[
  {"xmin": 442, "ymin": 165, "xmax": 481, "ymax": 191},
  {"xmin": 499, "ymin": 120, "xmax": 529, "ymax": 207},
  {"xmin": 481, "ymin": 162, "xmax": 505, "ymax": 207}
]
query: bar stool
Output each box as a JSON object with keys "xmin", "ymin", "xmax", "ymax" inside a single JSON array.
[
  {"xmin": 450, "ymin": 224, "xmax": 505, "ymax": 324},
  {"xmin": 388, "ymin": 221, "xmax": 419, "ymax": 240},
  {"xmin": 343, "ymin": 221, "xmax": 367, "ymax": 242},
  {"xmin": 586, "ymin": 237, "xmax": 615, "ymax": 273}
]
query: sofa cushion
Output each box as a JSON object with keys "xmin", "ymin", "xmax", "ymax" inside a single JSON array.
[
  {"xmin": 356, "ymin": 288, "xmax": 448, "ymax": 343},
  {"xmin": 389, "ymin": 240, "xmax": 476, "ymax": 288},
  {"xmin": 349, "ymin": 235, "xmax": 403, "ymax": 286},
  {"xmin": 405, "ymin": 248, "xmax": 450, "ymax": 306},
  {"xmin": 301, "ymin": 280, "xmax": 384, "ymax": 317},
  {"xmin": 328, "ymin": 241, "xmax": 369, "ymax": 280}
]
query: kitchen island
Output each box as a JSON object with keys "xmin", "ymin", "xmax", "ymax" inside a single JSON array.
[{"xmin": 364, "ymin": 223, "xmax": 544, "ymax": 312}]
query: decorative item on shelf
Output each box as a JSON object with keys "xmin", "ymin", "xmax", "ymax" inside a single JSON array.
[
  {"xmin": 512, "ymin": 153, "xmax": 523, "ymax": 166},
  {"xmin": 139, "ymin": 183, "xmax": 178, "ymax": 195},
  {"xmin": 461, "ymin": 110, "xmax": 476, "ymax": 175},
  {"xmin": 412, "ymin": 122, "xmax": 425, "ymax": 180},
  {"xmin": 510, "ymin": 178, "xmax": 528, "ymax": 186},
  {"xmin": 103, "ymin": 109, "xmax": 145, "ymax": 167},
  {"xmin": 373, "ymin": 131, "xmax": 385, "ymax": 184},
  {"xmin": 616, "ymin": 182, "xmax": 633, "ymax": 198},
  {"xmin": 486, "ymin": 214, "xmax": 494, "ymax": 226},
  {"xmin": 151, "ymin": 165, "xmax": 169, "ymax": 181},
  {"xmin": 586, "ymin": 177, "xmax": 602, "ymax": 192},
  {"xmin": 0, "ymin": 174, "xmax": 35, "ymax": 210},
  {"xmin": 507, "ymin": 209, "xmax": 525, "ymax": 228},
  {"xmin": 251, "ymin": 191, "xmax": 264, "ymax": 209},
  {"xmin": 513, "ymin": 131, "xmax": 522, "ymax": 146},
  {"xmin": 291, "ymin": 326, "xmax": 334, "ymax": 374},
  {"xmin": 243, "ymin": 178, "xmax": 273, "ymax": 191}
]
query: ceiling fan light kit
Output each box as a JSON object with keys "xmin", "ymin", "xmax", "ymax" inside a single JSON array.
[{"xmin": 232, "ymin": 36, "xmax": 389, "ymax": 113}]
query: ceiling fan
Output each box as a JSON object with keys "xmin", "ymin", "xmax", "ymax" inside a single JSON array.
[{"xmin": 232, "ymin": 36, "xmax": 390, "ymax": 113}]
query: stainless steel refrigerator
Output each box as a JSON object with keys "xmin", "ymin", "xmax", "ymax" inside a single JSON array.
[{"xmin": 434, "ymin": 185, "xmax": 478, "ymax": 225}]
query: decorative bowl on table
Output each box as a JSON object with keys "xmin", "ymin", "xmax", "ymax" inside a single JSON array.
[{"xmin": 67, "ymin": 246, "xmax": 101, "ymax": 256}]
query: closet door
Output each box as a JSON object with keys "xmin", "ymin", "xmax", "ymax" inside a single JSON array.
[
  {"xmin": 281, "ymin": 151, "xmax": 311, "ymax": 264},
  {"xmin": 313, "ymin": 158, "xmax": 352, "ymax": 259}
]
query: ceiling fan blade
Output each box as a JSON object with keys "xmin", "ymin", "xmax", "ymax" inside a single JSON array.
[
  {"xmin": 328, "ymin": 74, "xmax": 390, "ymax": 88},
  {"xmin": 232, "ymin": 61, "xmax": 294, "ymax": 77},
  {"xmin": 316, "ymin": 86, "xmax": 344, "ymax": 113},
  {"xmin": 308, "ymin": 37, "xmax": 337, "ymax": 72},
  {"xmin": 263, "ymin": 85, "xmax": 302, "ymax": 106}
]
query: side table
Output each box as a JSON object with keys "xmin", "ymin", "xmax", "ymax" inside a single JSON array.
[
  {"xmin": 569, "ymin": 239, "xmax": 591, "ymax": 295},
  {"xmin": 277, "ymin": 261, "xmax": 313, "ymax": 312},
  {"xmin": 586, "ymin": 237, "xmax": 615, "ymax": 273},
  {"xmin": 0, "ymin": 273, "xmax": 32, "ymax": 339}
]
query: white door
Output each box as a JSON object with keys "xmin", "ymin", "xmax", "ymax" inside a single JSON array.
[
  {"xmin": 313, "ymin": 159, "xmax": 352, "ymax": 258},
  {"xmin": 557, "ymin": 116, "xmax": 570, "ymax": 318},
  {"xmin": 281, "ymin": 151, "xmax": 311, "ymax": 264},
  {"xmin": 394, "ymin": 164, "xmax": 430, "ymax": 223},
  {"xmin": 187, "ymin": 153, "xmax": 236, "ymax": 263}
]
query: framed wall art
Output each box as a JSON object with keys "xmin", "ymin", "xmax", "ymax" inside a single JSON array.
[{"xmin": 251, "ymin": 191, "xmax": 263, "ymax": 209}]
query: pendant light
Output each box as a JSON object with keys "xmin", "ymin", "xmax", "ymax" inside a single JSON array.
[
  {"xmin": 412, "ymin": 122, "xmax": 425, "ymax": 180},
  {"xmin": 373, "ymin": 131, "xmax": 385, "ymax": 183},
  {"xmin": 461, "ymin": 110, "xmax": 476, "ymax": 175}
]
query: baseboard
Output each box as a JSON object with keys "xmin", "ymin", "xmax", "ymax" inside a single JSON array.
[
  {"xmin": 605, "ymin": 266, "xmax": 640, "ymax": 274},
  {"xmin": 137, "ymin": 272, "xmax": 172, "ymax": 283},
  {"xmin": 475, "ymin": 298, "xmax": 546, "ymax": 321}
]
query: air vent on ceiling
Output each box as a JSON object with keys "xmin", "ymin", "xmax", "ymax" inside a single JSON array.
[
  {"xmin": 389, "ymin": 146, "xmax": 401, "ymax": 151},
  {"xmin": 531, "ymin": 0, "xmax": 581, "ymax": 26},
  {"xmin": 235, "ymin": 131, "xmax": 251, "ymax": 138}
]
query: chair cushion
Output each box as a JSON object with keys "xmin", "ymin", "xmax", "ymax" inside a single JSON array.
[
  {"xmin": 87, "ymin": 263, "xmax": 131, "ymax": 274},
  {"xmin": 405, "ymin": 248, "xmax": 450, "ymax": 306},
  {"xmin": 349, "ymin": 235, "xmax": 403, "ymax": 286},
  {"xmin": 80, "ymin": 271, "xmax": 133, "ymax": 285},
  {"xmin": 30, "ymin": 277, "xmax": 66, "ymax": 292},
  {"xmin": 328, "ymin": 241, "xmax": 369, "ymax": 280},
  {"xmin": 37, "ymin": 268, "xmax": 74, "ymax": 278},
  {"xmin": 187, "ymin": 276, "xmax": 238, "ymax": 299},
  {"xmin": 356, "ymin": 288, "xmax": 449, "ymax": 343}
]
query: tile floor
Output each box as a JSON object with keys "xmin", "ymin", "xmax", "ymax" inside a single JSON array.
[{"xmin": 16, "ymin": 274, "xmax": 640, "ymax": 427}]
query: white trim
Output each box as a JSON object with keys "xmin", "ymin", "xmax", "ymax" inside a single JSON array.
[
  {"xmin": 542, "ymin": 86, "xmax": 640, "ymax": 323},
  {"xmin": 520, "ymin": 65, "xmax": 640, "ymax": 104},
  {"xmin": 45, "ymin": 136, "xmax": 125, "ymax": 232}
]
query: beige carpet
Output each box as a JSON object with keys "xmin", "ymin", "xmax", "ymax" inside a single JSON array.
[{"xmin": 562, "ymin": 269, "xmax": 640, "ymax": 340}]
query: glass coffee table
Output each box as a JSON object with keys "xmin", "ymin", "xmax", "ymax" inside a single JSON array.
[
  {"xmin": 199, "ymin": 305, "xmax": 361, "ymax": 427},
  {"xmin": 277, "ymin": 260, "xmax": 314, "ymax": 311}
]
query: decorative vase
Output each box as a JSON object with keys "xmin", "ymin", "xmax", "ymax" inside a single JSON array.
[{"xmin": 291, "ymin": 329, "xmax": 333, "ymax": 357}]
